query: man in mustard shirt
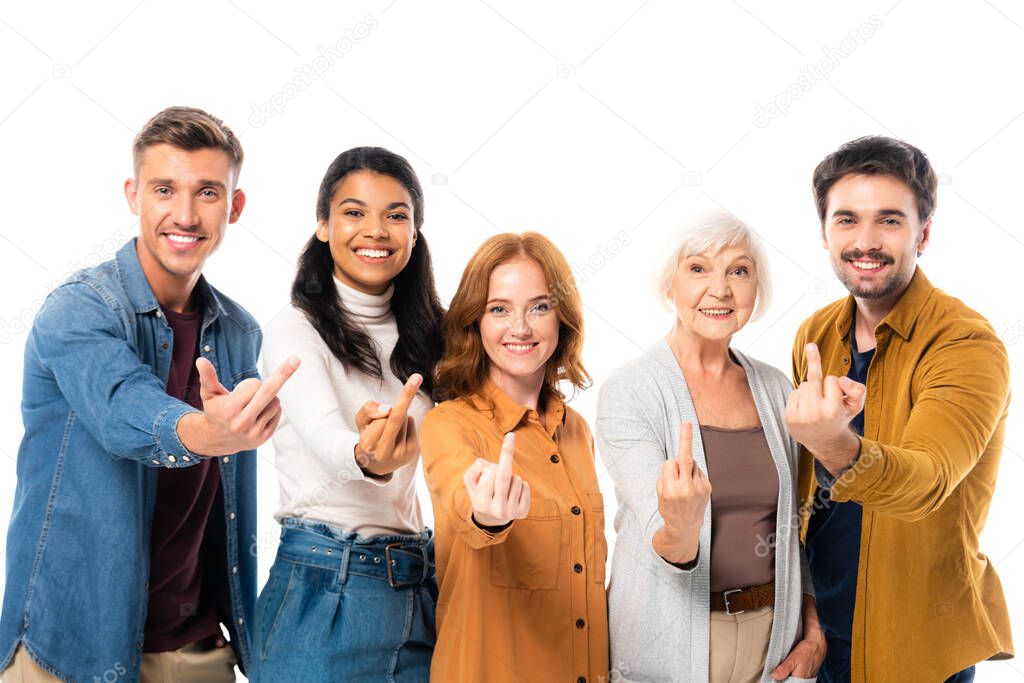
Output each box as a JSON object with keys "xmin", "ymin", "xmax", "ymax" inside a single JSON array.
[{"xmin": 785, "ymin": 136, "xmax": 1013, "ymax": 682}]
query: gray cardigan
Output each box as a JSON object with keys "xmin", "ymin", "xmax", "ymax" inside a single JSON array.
[{"xmin": 595, "ymin": 339, "xmax": 815, "ymax": 683}]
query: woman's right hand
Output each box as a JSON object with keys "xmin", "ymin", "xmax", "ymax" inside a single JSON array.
[
  {"xmin": 655, "ymin": 422, "xmax": 712, "ymax": 563},
  {"xmin": 463, "ymin": 432, "xmax": 531, "ymax": 528},
  {"xmin": 353, "ymin": 373, "xmax": 422, "ymax": 476}
]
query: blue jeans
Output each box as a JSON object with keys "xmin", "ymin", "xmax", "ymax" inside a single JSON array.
[{"xmin": 249, "ymin": 518, "xmax": 437, "ymax": 682}]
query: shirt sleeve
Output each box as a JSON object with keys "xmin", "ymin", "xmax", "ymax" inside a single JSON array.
[
  {"xmin": 262, "ymin": 314, "xmax": 391, "ymax": 486},
  {"xmin": 829, "ymin": 325, "xmax": 1010, "ymax": 521},
  {"xmin": 27, "ymin": 282, "xmax": 201, "ymax": 468},
  {"xmin": 419, "ymin": 407, "xmax": 515, "ymax": 550},
  {"xmin": 595, "ymin": 373, "xmax": 699, "ymax": 576}
]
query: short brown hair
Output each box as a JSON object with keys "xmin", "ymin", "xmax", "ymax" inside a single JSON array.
[
  {"xmin": 435, "ymin": 232, "xmax": 591, "ymax": 403},
  {"xmin": 812, "ymin": 135, "xmax": 937, "ymax": 223},
  {"xmin": 132, "ymin": 106, "xmax": 244, "ymax": 181}
]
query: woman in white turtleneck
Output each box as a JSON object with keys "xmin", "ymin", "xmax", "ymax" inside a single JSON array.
[{"xmin": 249, "ymin": 148, "xmax": 445, "ymax": 682}]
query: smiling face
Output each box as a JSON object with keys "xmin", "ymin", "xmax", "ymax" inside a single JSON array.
[
  {"xmin": 316, "ymin": 170, "xmax": 417, "ymax": 295},
  {"xmin": 822, "ymin": 173, "xmax": 930, "ymax": 301},
  {"xmin": 668, "ymin": 244, "xmax": 758, "ymax": 344},
  {"xmin": 125, "ymin": 143, "xmax": 243, "ymax": 293},
  {"xmin": 480, "ymin": 256, "xmax": 560, "ymax": 389}
]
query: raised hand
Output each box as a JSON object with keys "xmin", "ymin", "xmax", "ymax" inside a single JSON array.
[
  {"xmin": 463, "ymin": 432, "xmax": 531, "ymax": 528},
  {"xmin": 178, "ymin": 355, "xmax": 301, "ymax": 457},
  {"xmin": 785, "ymin": 342, "xmax": 867, "ymax": 474},
  {"xmin": 354, "ymin": 373, "xmax": 423, "ymax": 476},
  {"xmin": 654, "ymin": 423, "xmax": 712, "ymax": 563}
]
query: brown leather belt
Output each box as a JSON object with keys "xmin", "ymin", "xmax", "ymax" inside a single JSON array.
[{"xmin": 710, "ymin": 581, "xmax": 775, "ymax": 615}]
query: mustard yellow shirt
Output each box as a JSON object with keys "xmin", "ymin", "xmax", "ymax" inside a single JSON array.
[
  {"xmin": 420, "ymin": 379, "xmax": 609, "ymax": 683},
  {"xmin": 794, "ymin": 267, "xmax": 1013, "ymax": 681}
]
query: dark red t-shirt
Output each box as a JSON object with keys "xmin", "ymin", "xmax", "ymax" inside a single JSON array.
[{"xmin": 143, "ymin": 303, "xmax": 223, "ymax": 652}]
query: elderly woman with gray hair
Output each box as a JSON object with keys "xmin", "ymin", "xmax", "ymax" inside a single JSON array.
[{"xmin": 597, "ymin": 211, "xmax": 825, "ymax": 683}]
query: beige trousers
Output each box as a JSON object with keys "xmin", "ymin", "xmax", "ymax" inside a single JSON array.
[
  {"xmin": 709, "ymin": 604, "xmax": 774, "ymax": 683},
  {"xmin": 2, "ymin": 641, "xmax": 236, "ymax": 683}
]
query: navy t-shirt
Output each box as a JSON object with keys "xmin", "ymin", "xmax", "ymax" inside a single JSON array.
[{"xmin": 804, "ymin": 318, "xmax": 872, "ymax": 678}]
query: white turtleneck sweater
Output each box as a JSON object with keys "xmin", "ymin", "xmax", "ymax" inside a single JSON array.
[{"xmin": 261, "ymin": 276, "xmax": 432, "ymax": 536}]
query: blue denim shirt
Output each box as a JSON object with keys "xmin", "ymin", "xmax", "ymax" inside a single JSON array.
[{"xmin": 1, "ymin": 239, "xmax": 261, "ymax": 682}]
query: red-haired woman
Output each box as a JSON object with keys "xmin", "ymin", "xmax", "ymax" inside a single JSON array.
[{"xmin": 420, "ymin": 232, "xmax": 608, "ymax": 683}]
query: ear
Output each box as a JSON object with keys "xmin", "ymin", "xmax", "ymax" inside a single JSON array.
[
  {"xmin": 916, "ymin": 217, "xmax": 932, "ymax": 257},
  {"xmin": 124, "ymin": 178, "xmax": 140, "ymax": 216},
  {"xmin": 820, "ymin": 223, "xmax": 829, "ymax": 250},
  {"xmin": 412, "ymin": 228, "xmax": 418, "ymax": 248},
  {"xmin": 315, "ymin": 220, "xmax": 330, "ymax": 243},
  {"xmin": 228, "ymin": 188, "xmax": 246, "ymax": 224}
]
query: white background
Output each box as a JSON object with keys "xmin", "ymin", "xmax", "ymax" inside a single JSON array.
[{"xmin": 1, "ymin": 2, "xmax": 1022, "ymax": 679}]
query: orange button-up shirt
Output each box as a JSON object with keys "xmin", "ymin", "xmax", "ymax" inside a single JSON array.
[
  {"xmin": 794, "ymin": 267, "xmax": 1013, "ymax": 682},
  {"xmin": 420, "ymin": 379, "xmax": 609, "ymax": 683}
]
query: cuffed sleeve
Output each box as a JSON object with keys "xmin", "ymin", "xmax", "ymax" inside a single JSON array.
[
  {"xmin": 596, "ymin": 377, "xmax": 699, "ymax": 576},
  {"xmin": 28, "ymin": 282, "xmax": 202, "ymax": 468},
  {"xmin": 420, "ymin": 409, "xmax": 514, "ymax": 550},
  {"xmin": 262, "ymin": 316, "xmax": 391, "ymax": 486},
  {"xmin": 829, "ymin": 328, "xmax": 1009, "ymax": 521}
]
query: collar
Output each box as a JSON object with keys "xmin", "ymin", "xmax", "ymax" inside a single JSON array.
[
  {"xmin": 472, "ymin": 377, "xmax": 567, "ymax": 437},
  {"xmin": 832, "ymin": 265, "xmax": 934, "ymax": 342},
  {"xmin": 116, "ymin": 238, "xmax": 222, "ymax": 324}
]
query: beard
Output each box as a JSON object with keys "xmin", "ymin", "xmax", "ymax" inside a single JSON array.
[{"xmin": 831, "ymin": 248, "xmax": 911, "ymax": 300}]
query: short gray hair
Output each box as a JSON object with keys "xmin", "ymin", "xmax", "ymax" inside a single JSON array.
[{"xmin": 654, "ymin": 210, "xmax": 772, "ymax": 321}]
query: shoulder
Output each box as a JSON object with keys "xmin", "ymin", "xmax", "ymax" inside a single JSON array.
[{"xmin": 597, "ymin": 344, "xmax": 671, "ymax": 412}]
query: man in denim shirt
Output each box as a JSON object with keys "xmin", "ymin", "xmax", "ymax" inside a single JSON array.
[{"xmin": 0, "ymin": 107, "xmax": 299, "ymax": 682}]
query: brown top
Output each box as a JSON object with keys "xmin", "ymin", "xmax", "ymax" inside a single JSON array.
[
  {"xmin": 701, "ymin": 424, "xmax": 778, "ymax": 593},
  {"xmin": 420, "ymin": 379, "xmax": 609, "ymax": 683}
]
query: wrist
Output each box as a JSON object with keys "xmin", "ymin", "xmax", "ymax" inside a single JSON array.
[
  {"xmin": 472, "ymin": 511, "xmax": 511, "ymax": 529},
  {"xmin": 811, "ymin": 430, "xmax": 861, "ymax": 476},
  {"xmin": 655, "ymin": 523, "xmax": 699, "ymax": 564}
]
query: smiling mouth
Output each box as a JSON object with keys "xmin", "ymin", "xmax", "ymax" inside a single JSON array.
[
  {"xmin": 502, "ymin": 341, "xmax": 539, "ymax": 355},
  {"xmin": 353, "ymin": 247, "xmax": 395, "ymax": 262},
  {"xmin": 847, "ymin": 258, "xmax": 889, "ymax": 273},
  {"xmin": 698, "ymin": 308, "xmax": 734, "ymax": 319},
  {"xmin": 162, "ymin": 232, "xmax": 206, "ymax": 250}
]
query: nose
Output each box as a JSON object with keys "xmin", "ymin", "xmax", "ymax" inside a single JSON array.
[
  {"xmin": 363, "ymin": 220, "xmax": 388, "ymax": 239},
  {"xmin": 172, "ymin": 194, "xmax": 198, "ymax": 229},
  {"xmin": 506, "ymin": 312, "xmax": 532, "ymax": 337},
  {"xmin": 851, "ymin": 224, "xmax": 883, "ymax": 253},
  {"xmin": 707, "ymin": 272, "xmax": 732, "ymax": 299}
]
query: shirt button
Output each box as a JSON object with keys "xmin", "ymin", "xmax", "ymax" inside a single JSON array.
[
  {"xmin": 160, "ymin": 342, "xmax": 169, "ymax": 350},
  {"xmin": 167, "ymin": 455, "xmax": 176, "ymax": 463},
  {"xmin": 151, "ymin": 460, "xmax": 160, "ymax": 465},
  {"xmin": 229, "ymin": 512, "xmax": 236, "ymax": 520},
  {"xmin": 155, "ymin": 310, "xmax": 162, "ymax": 318},
  {"xmin": 550, "ymin": 454, "xmax": 560, "ymax": 463},
  {"xmin": 232, "ymin": 565, "xmax": 238, "ymax": 574},
  {"xmin": 571, "ymin": 505, "xmax": 581, "ymax": 515},
  {"xmin": 203, "ymin": 344, "xmax": 211, "ymax": 352},
  {"xmin": 182, "ymin": 455, "xmax": 190, "ymax": 462},
  {"xmin": 575, "ymin": 618, "xmax": 585, "ymax": 628},
  {"xmin": 223, "ymin": 456, "xmax": 230, "ymax": 464},
  {"xmin": 573, "ymin": 563, "xmax": 583, "ymax": 573},
  {"xmin": 578, "ymin": 678, "xmax": 587, "ymax": 683},
  {"xmin": 842, "ymin": 357, "xmax": 850, "ymax": 365},
  {"xmin": 136, "ymin": 641, "xmax": 143, "ymax": 650},
  {"xmin": 237, "ymin": 617, "xmax": 244, "ymax": 625}
]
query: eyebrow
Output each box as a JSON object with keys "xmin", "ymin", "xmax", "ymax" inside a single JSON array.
[
  {"xmin": 146, "ymin": 178, "xmax": 227, "ymax": 192},
  {"xmin": 337, "ymin": 198, "xmax": 412, "ymax": 211},
  {"xmin": 486, "ymin": 295, "xmax": 552, "ymax": 305},
  {"xmin": 831, "ymin": 208, "xmax": 908, "ymax": 218}
]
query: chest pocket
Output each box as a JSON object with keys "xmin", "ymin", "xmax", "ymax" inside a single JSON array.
[{"xmin": 489, "ymin": 497, "xmax": 563, "ymax": 590}]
